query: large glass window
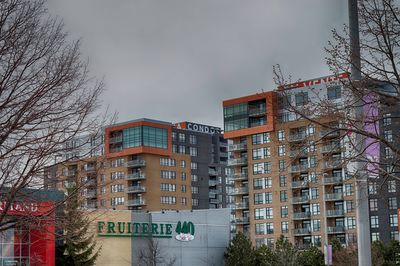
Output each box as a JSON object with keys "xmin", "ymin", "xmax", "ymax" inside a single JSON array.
[
  {"xmin": 123, "ymin": 126, "xmax": 141, "ymax": 148},
  {"xmin": 224, "ymin": 103, "xmax": 249, "ymax": 132},
  {"xmin": 142, "ymin": 126, "xmax": 168, "ymax": 149},
  {"xmin": 0, "ymin": 227, "xmax": 30, "ymax": 265}
]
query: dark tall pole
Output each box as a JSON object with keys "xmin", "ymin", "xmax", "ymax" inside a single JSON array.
[{"xmin": 348, "ymin": 1, "xmax": 372, "ymax": 266}]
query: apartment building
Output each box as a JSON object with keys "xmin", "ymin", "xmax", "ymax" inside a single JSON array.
[
  {"xmin": 223, "ymin": 74, "xmax": 400, "ymax": 248},
  {"xmin": 48, "ymin": 118, "xmax": 228, "ymax": 212}
]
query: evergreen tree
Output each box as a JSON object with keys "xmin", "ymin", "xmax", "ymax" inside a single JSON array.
[
  {"xmin": 273, "ymin": 235, "xmax": 298, "ymax": 266},
  {"xmin": 256, "ymin": 244, "xmax": 276, "ymax": 266},
  {"xmin": 297, "ymin": 246, "xmax": 324, "ymax": 266},
  {"xmin": 56, "ymin": 189, "xmax": 100, "ymax": 266},
  {"xmin": 224, "ymin": 232, "xmax": 257, "ymax": 266}
]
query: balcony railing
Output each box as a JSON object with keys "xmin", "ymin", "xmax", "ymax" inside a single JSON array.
[
  {"xmin": 220, "ymin": 152, "xmax": 228, "ymax": 157},
  {"xmin": 228, "ymin": 143, "xmax": 247, "ymax": 152},
  {"xmin": 126, "ymin": 172, "xmax": 145, "ymax": 180},
  {"xmin": 209, "ymin": 180, "xmax": 219, "ymax": 186},
  {"xmin": 229, "ymin": 187, "xmax": 249, "ymax": 195},
  {"xmin": 322, "ymin": 160, "xmax": 343, "ymax": 170},
  {"xmin": 233, "ymin": 217, "xmax": 250, "ymax": 224},
  {"xmin": 327, "ymin": 226, "xmax": 346, "ymax": 234},
  {"xmin": 209, "ymin": 198, "xmax": 219, "ymax": 204},
  {"xmin": 109, "ymin": 135, "xmax": 123, "ymax": 144},
  {"xmin": 110, "ymin": 146, "xmax": 123, "ymax": 153},
  {"xmin": 126, "ymin": 159, "xmax": 146, "ymax": 168},
  {"xmin": 324, "ymin": 193, "xmax": 343, "ymax": 201},
  {"xmin": 291, "ymin": 180, "xmax": 309, "ymax": 189},
  {"xmin": 292, "ymin": 212, "xmax": 311, "ymax": 220},
  {"xmin": 289, "ymin": 149, "xmax": 308, "ymax": 158},
  {"xmin": 288, "ymin": 132, "xmax": 307, "ymax": 142},
  {"xmin": 323, "ymin": 176, "xmax": 343, "ymax": 185},
  {"xmin": 228, "ymin": 172, "xmax": 248, "ymax": 181},
  {"xmin": 248, "ymin": 107, "xmax": 266, "ymax": 117},
  {"xmin": 289, "ymin": 164, "xmax": 309, "ymax": 173},
  {"xmin": 127, "ymin": 186, "xmax": 146, "ymax": 193},
  {"xmin": 208, "ymin": 169, "xmax": 219, "ymax": 176},
  {"xmin": 291, "ymin": 195, "xmax": 310, "ymax": 204},
  {"xmin": 227, "ymin": 158, "xmax": 248, "ymax": 166},
  {"xmin": 228, "ymin": 202, "xmax": 249, "ymax": 210},
  {"xmin": 326, "ymin": 209, "xmax": 345, "ymax": 217},
  {"xmin": 127, "ymin": 199, "xmax": 146, "ymax": 206},
  {"xmin": 293, "ymin": 227, "xmax": 311, "ymax": 236},
  {"xmin": 84, "ymin": 166, "xmax": 96, "ymax": 172},
  {"xmin": 321, "ymin": 144, "xmax": 342, "ymax": 154},
  {"xmin": 320, "ymin": 130, "xmax": 340, "ymax": 138},
  {"xmin": 84, "ymin": 179, "xmax": 96, "ymax": 186},
  {"xmin": 84, "ymin": 191, "xmax": 96, "ymax": 198}
]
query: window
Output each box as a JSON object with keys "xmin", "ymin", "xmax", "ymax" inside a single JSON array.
[
  {"xmin": 280, "ymin": 191, "xmax": 288, "ymax": 202},
  {"xmin": 179, "ymin": 133, "xmax": 185, "ymax": 142},
  {"xmin": 391, "ymin": 231, "xmax": 399, "ymax": 241},
  {"xmin": 368, "ymin": 182, "xmax": 377, "ymax": 195},
  {"xmin": 388, "ymin": 197, "xmax": 397, "ymax": 210},
  {"xmin": 383, "ymin": 113, "xmax": 392, "ymax": 126},
  {"xmin": 311, "ymin": 203, "xmax": 320, "ymax": 215},
  {"xmin": 255, "ymin": 223, "xmax": 265, "ymax": 235},
  {"xmin": 160, "ymin": 196, "xmax": 176, "ymax": 205},
  {"xmin": 266, "ymin": 223, "xmax": 274, "ymax": 234},
  {"xmin": 278, "ymin": 130, "xmax": 285, "ymax": 141},
  {"xmin": 265, "ymin": 192, "xmax": 272, "ymax": 204},
  {"xmin": 191, "ymin": 174, "xmax": 198, "ymax": 182},
  {"xmin": 161, "ymin": 170, "xmax": 176, "ymax": 179},
  {"xmin": 388, "ymin": 180, "xmax": 396, "ymax": 193},
  {"xmin": 192, "ymin": 199, "xmax": 199, "ymax": 206},
  {"xmin": 370, "ymin": 216, "xmax": 379, "ymax": 228},
  {"xmin": 384, "ymin": 130, "xmax": 393, "ymax": 142},
  {"xmin": 111, "ymin": 171, "xmax": 124, "ymax": 180},
  {"xmin": 189, "ymin": 135, "xmax": 197, "ymax": 144},
  {"xmin": 369, "ymin": 199, "xmax": 378, "ymax": 211},
  {"xmin": 371, "ymin": 232, "xmax": 380, "ymax": 241},
  {"xmin": 179, "ymin": 145, "xmax": 186, "ymax": 154},
  {"xmin": 141, "ymin": 126, "xmax": 168, "ymax": 149},
  {"xmin": 254, "ymin": 177, "xmax": 272, "ymax": 190},
  {"xmin": 295, "ymin": 91, "xmax": 308, "ymax": 106},
  {"xmin": 181, "ymin": 185, "xmax": 186, "ymax": 192},
  {"xmin": 252, "ymin": 133, "xmax": 271, "ymax": 145},
  {"xmin": 347, "ymin": 217, "xmax": 356, "ymax": 229},
  {"xmin": 279, "ymin": 160, "xmax": 286, "ymax": 172},
  {"xmin": 279, "ymin": 176, "xmax": 287, "ymax": 187},
  {"xmin": 172, "ymin": 132, "xmax": 177, "ymax": 141},
  {"xmin": 181, "ymin": 172, "xmax": 187, "ymax": 181},
  {"xmin": 252, "ymin": 147, "xmax": 271, "ymax": 160},
  {"xmin": 265, "ymin": 208, "xmax": 273, "ymax": 219},
  {"xmin": 160, "ymin": 183, "xmax": 176, "ymax": 192},
  {"xmin": 253, "ymin": 162, "xmax": 271, "ymax": 174},
  {"xmin": 180, "ymin": 160, "xmax": 186, "ymax": 168},
  {"xmin": 390, "ymin": 214, "xmax": 398, "ymax": 227},
  {"xmin": 111, "ymin": 184, "xmax": 124, "ymax": 193},
  {"xmin": 311, "ymin": 188, "xmax": 319, "ymax": 199},
  {"xmin": 111, "ymin": 158, "xmax": 125, "ymax": 167},
  {"xmin": 278, "ymin": 145, "xmax": 286, "ymax": 156},
  {"xmin": 265, "ymin": 177, "xmax": 272, "ymax": 188},
  {"xmin": 189, "ymin": 147, "xmax": 198, "ymax": 156},
  {"xmin": 327, "ymin": 86, "xmax": 341, "ymax": 100},
  {"xmin": 191, "ymin": 162, "xmax": 198, "ymax": 170},
  {"xmin": 281, "ymin": 221, "xmax": 289, "ymax": 234},
  {"xmin": 254, "ymin": 193, "xmax": 263, "ymax": 204},
  {"xmin": 313, "ymin": 236, "xmax": 322, "ymax": 247},
  {"xmin": 255, "ymin": 208, "xmax": 265, "ymax": 220},
  {"xmin": 160, "ymin": 158, "xmax": 176, "ymax": 166},
  {"xmin": 345, "ymin": 200, "xmax": 354, "ymax": 213},
  {"xmin": 181, "ymin": 197, "xmax": 187, "ymax": 205},
  {"xmin": 385, "ymin": 147, "xmax": 393, "ymax": 158},
  {"xmin": 345, "ymin": 184, "xmax": 354, "ymax": 196},
  {"xmin": 312, "ymin": 219, "xmax": 321, "ymax": 232},
  {"xmin": 191, "ymin": 186, "xmax": 199, "ymax": 194},
  {"xmin": 308, "ymin": 125, "xmax": 316, "ymax": 136},
  {"xmin": 172, "ymin": 144, "xmax": 177, "ymax": 153},
  {"xmin": 101, "ymin": 186, "xmax": 106, "ymax": 194},
  {"xmin": 281, "ymin": 206, "xmax": 288, "ymax": 218},
  {"xmin": 111, "ymin": 197, "xmax": 125, "ymax": 206}
]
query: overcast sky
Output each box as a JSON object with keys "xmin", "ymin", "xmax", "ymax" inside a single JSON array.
[{"xmin": 47, "ymin": 0, "xmax": 348, "ymax": 128}]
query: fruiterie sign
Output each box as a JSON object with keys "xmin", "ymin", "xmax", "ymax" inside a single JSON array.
[{"xmin": 97, "ymin": 221, "xmax": 195, "ymax": 241}]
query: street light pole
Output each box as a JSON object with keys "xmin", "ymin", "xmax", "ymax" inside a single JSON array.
[{"xmin": 348, "ymin": 0, "xmax": 372, "ymax": 265}]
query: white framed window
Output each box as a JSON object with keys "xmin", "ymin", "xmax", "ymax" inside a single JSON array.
[
  {"xmin": 278, "ymin": 130, "xmax": 285, "ymax": 141},
  {"xmin": 370, "ymin": 216, "xmax": 379, "ymax": 228},
  {"xmin": 369, "ymin": 198, "xmax": 378, "ymax": 211},
  {"xmin": 278, "ymin": 145, "xmax": 286, "ymax": 156},
  {"xmin": 389, "ymin": 214, "xmax": 398, "ymax": 227},
  {"xmin": 388, "ymin": 180, "xmax": 396, "ymax": 193}
]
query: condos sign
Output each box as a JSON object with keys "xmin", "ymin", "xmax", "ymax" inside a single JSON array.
[
  {"xmin": 175, "ymin": 122, "xmax": 221, "ymax": 134},
  {"xmin": 97, "ymin": 220, "xmax": 195, "ymax": 242}
]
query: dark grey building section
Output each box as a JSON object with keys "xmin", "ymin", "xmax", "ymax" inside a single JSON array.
[{"xmin": 172, "ymin": 122, "xmax": 228, "ymax": 210}]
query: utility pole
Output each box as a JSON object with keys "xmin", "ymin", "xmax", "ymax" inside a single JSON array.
[{"xmin": 348, "ymin": 0, "xmax": 372, "ymax": 265}]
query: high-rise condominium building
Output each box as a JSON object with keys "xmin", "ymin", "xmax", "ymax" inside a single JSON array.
[
  {"xmin": 223, "ymin": 73, "xmax": 400, "ymax": 248},
  {"xmin": 47, "ymin": 118, "xmax": 228, "ymax": 212}
]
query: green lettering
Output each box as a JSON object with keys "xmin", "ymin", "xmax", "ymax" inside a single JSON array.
[
  {"xmin": 166, "ymin": 224, "xmax": 173, "ymax": 235},
  {"xmin": 98, "ymin": 221, "xmax": 106, "ymax": 234},
  {"xmin": 160, "ymin": 223, "xmax": 164, "ymax": 234},
  {"xmin": 107, "ymin": 222, "xmax": 116, "ymax": 234},
  {"xmin": 151, "ymin": 223, "xmax": 158, "ymax": 235},
  {"xmin": 142, "ymin": 223, "xmax": 149, "ymax": 234},
  {"xmin": 118, "ymin": 222, "xmax": 126, "ymax": 234},
  {"xmin": 175, "ymin": 221, "xmax": 181, "ymax": 234},
  {"xmin": 127, "ymin": 222, "xmax": 132, "ymax": 234},
  {"xmin": 134, "ymin": 223, "xmax": 140, "ymax": 234}
]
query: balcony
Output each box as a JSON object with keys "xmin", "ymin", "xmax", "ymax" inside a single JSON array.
[
  {"xmin": 109, "ymin": 135, "xmax": 123, "ymax": 144},
  {"xmin": 327, "ymin": 226, "xmax": 345, "ymax": 234},
  {"xmin": 84, "ymin": 165, "xmax": 96, "ymax": 173},
  {"xmin": 209, "ymin": 180, "xmax": 219, "ymax": 186},
  {"xmin": 227, "ymin": 158, "xmax": 247, "ymax": 166},
  {"xmin": 292, "ymin": 211, "xmax": 311, "ymax": 220},
  {"xmin": 84, "ymin": 179, "xmax": 96, "ymax": 186},
  {"xmin": 208, "ymin": 169, "xmax": 219, "ymax": 176},
  {"xmin": 84, "ymin": 191, "xmax": 96, "ymax": 198},
  {"xmin": 84, "ymin": 202, "xmax": 97, "ymax": 209},
  {"xmin": 126, "ymin": 159, "xmax": 146, "ymax": 168},
  {"xmin": 229, "ymin": 187, "xmax": 249, "ymax": 195},
  {"xmin": 322, "ymin": 160, "xmax": 343, "ymax": 170},
  {"xmin": 110, "ymin": 146, "xmax": 122, "ymax": 153},
  {"xmin": 326, "ymin": 209, "xmax": 345, "ymax": 217},
  {"xmin": 127, "ymin": 186, "xmax": 146, "ymax": 193},
  {"xmin": 127, "ymin": 199, "xmax": 146, "ymax": 206},
  {"xmin": 228, "ymin": 202, "xmax": 249, "ymax": 210},
  {"xmin": 289, "ymin": 164, "xmax": 309, "ymax": 173},
  {"xmin": 289, "ymin": 149, "xmax": 308, "ymax": 158},
  {"xmin": 66, "ymin": 170, "xmax": 77, "ymax": 177},
  {"xmin": 233, "ymin": 217, "xmax": 250, "ymax": 224},
  {"xmin": 323, "ymin": 176, "xmax": 343, "ymax": 185},
  {"xmin": 248, "ymin": 107, "xmax": 266, "ymax": 117},
  {"xmin": 228, "ymin": 143, "xmax": 247, "ymax": 152},
  {"xmin": 126, "ymin": 172, "xmax": 146, "ymax": 181},
  {"xmin": 288, "ymin": 132, "xmax": 307, "ymax": 143},
  {"xmin": 321, "ymin": 144, "xmax": 342, "ymax": 154},
  {"xmin": 292, "ymin": 195, "xmax": 310, "ymax": 204},
  {"xmin": 209, "ymin": 198, "xmax": 219, "ymax": 204},
  {"xmin": 220, "ymin": 152, "xmax": 228, "ymax": 157},
  {"xmin": 320, "ymin": 130, "xmax": 340, "ymax": 139},
  {"xmin": 293, "ymin": 227, "xmax": 311, "ymax": 236},
  {"xmin": 291, "ymin": 180, "xmax": 309, "ymax": 189},
  {"xmin": 209, "ymin": 189, "xmax": 218, "ymax": 197},
  {"xmin": 227, "ymin": 172, "xmax": 248, "ymax": 181},
  {"xmin": 324, "ymin": 193, "xmax": 343, "ymax": 201}
]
